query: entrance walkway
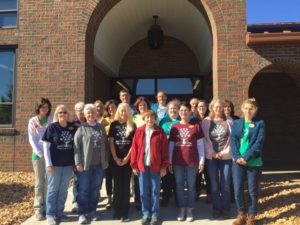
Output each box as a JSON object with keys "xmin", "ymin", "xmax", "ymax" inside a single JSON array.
[{"xmin": 22, "ymin": 184, "xmax": 235, "ymax": 225}]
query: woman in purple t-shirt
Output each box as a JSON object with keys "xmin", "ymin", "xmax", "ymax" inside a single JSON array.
[{"xmin": 169, "ymin": 102, "xmax": 205, "ymax": 222}]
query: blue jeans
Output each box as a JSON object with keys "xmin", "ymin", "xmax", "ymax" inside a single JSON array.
[
  {"xmin": 139, "ymin": 166, "xmax": 161, "ymax": 217},
  {"xmin": 173, "ymin": 165, "xmax": 198, "ymax": 208},
  {"xmin": 232, "ymin": 162, "xmax": 262, "ymax": 215},
  {"xmin": 76, "ymin": 165, "xmax": 104, "ymax": 215},
  {"xmin": 46, "ymin": 166, "xmax": 73, "ymax": 217},
  {"xmin": 206, "ymin": 159, "xmax": 232, "ymax": 212}
]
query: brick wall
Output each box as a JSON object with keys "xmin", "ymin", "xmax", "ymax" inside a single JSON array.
[
  {"xmin": 0, "ymin": 0, "xmax": 299, "ymax": 171},
  {"xmin": 119, "ymin": 36, "xmax": 200, "ymax": 77}
]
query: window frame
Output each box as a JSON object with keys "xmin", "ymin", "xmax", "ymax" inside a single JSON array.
[
  {"xmin": 0, "ymin": 45, "xmax": 17, "ymax": 128},
  {"xmin": 0, "ymin": 0, "xmax": 19, "ymax": 29}
]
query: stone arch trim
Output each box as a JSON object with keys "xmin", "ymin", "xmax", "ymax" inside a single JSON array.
[
  {"xmin": 246, "ymin": 58, "xmax": 300, "ymax": 93},
  {"xmin": 80, "ymin": 0, "xmax": 228, "ymax": 101},
  {"xmin": 200, "ymin": 0, "xmax": 228, "ymax": 98}
]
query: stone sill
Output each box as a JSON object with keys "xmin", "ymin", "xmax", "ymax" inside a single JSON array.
[{"xmin": 0, "ymin": 128, "xmax": 18, "ymax": 136}]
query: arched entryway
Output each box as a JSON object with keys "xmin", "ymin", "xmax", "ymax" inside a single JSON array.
[
  {"xmin": 249, "ymin": 65, "xmax": 300, "ymax": 169},
  {"xmin": 85, "ymin": 0, "xmax": 216, "ymax": 102}
]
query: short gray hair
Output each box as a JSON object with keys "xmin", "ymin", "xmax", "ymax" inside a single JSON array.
[
  {"xmin": 84, "ymin": 103, "xmax": 96, "ymax": 115},
  {"xmin": 74, "ymin": 101, "xmax": 85, "ymax": 111}
]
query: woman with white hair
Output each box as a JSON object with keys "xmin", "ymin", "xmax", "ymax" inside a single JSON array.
[
  {"xmin": 74, "ymin": 104, "xmax": 109, "ymax": 224},
  {"xmin": 42, "ymin": 105, "xmax": 76, "ymax": 225},
  {"xmin": 108, "ymin": 103, "xmax": 136, "ymax": 222}
]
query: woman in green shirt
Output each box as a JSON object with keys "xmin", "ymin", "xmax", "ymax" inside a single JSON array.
[{"xmin": 230, "ymin": 98, "xmax": 265, "ymax": 225}]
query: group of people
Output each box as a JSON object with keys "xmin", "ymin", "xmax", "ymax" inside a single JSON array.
[{"xmin": 28, "ymin": 89, "xmax": 265, "ymax": 225}]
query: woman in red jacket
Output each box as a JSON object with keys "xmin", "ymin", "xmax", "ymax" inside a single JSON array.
[{"xmin": 131, "ymin": 110, "xmax": 169, "ymax": 225}]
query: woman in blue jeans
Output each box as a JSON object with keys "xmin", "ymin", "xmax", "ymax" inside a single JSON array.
[
  {"xmin": 42, "ymin": 105, "xmax": 76, "ymax": 225},
  {"xmin": 201, "ymin": 99, "xmax": 233, "ymax": 219},
  {"xmin": 74, "ymin": 104, "xmax": 109, "ymax": 224},
  {"xmin": 230, "ymin": 98, "xmax": 265, "ymax": 225},
  {"xmin": 169, "ymin": 103, "xmax": 205, "ymax": 222}
]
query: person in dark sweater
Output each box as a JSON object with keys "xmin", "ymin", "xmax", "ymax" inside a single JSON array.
[
  {"xmin": 42, "ymin": 104, "xmax": 75, "ymax": 225},
  {"xmin": 108, "ymin": 103, "xmax": 136, "ymax": 222},
  {"xmin": 74, "ymin": 104, "xmax": 109, "ymax": 224}
]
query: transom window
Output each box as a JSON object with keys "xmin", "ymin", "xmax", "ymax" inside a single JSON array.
[{"xmin": 112, "ymin": 77, "xmax": 203, "ymax": 102}]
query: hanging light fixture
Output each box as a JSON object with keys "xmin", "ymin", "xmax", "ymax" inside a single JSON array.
[{"xmin": 148, "ymin": 15, "xmax": 164, "ymax": 49}]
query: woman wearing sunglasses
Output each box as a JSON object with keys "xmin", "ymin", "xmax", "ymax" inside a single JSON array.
[{"xmin": 42, "ymin": 105, "xmax": 76, "ymax": 225}]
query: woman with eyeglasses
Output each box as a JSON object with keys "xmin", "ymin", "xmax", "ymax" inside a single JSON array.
[
  {"xmin": 70, "ymin": 101, "xmax": 86, "ymax": 213},
  {"xmin": 158, "ymin": 99, "xmax": 181, "ymax": 207},
  {"xmin": 28, "ymin": 97, "xmax": 53, "ymax": 221},
  {"xmin": 169, "ymin": 102, "xmax": 205, "ymax": 222},
  {"xmin": 42, "ymin": 105, "xmax": 76, "ymax": 225}
]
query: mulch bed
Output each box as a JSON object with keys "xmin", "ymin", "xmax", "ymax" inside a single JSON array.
[{"xmin": 0, "ymin": 171, "xmax": 299, "ymax": 225}]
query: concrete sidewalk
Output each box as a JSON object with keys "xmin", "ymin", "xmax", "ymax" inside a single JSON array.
[{"xmin": 22, "ymin": 184, "xmax": 235, "ymax": 225}]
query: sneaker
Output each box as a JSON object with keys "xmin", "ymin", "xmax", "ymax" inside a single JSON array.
[
  {"xmin": 89, "ymin": 211, "xmax": 100, "ymax": 221},
  {"xmin": 121, "ymin": 217, "xmax": 130, "ymax": 222},
  {"xmin": 47, "ymin": 216, "xmax": 56, "ymax": 225},
  {"xmin": 151, "ymin": 216, "xmax": 158, "ymax": 225},
  {"xmin": 71, "ymin": 202, "xmax": 78, "ymax": 213},
  {"xmin": 186, "ymin": 208, "xmax": 194, "ymax": 222},
  {"xmin": 78, "ymin": 214, "xmax": 88, "ymax": 224},
  {"xmin": 56, "ymin": 212, "xmax": 69, "ymax": 222},
  {"xmin": 35, "ymin": 212, "xmax": 45, "ymax": 221},
  {"xmin": 177, "ymin": 208, "xmax": 185, "ymax": 221},
  {"xmin": 105, "ymin": 195, "xmax": 113, "ymax": 209},
  {"xmin": 141, "ymin": 216, "xmax": 150, "ymax": 225}
]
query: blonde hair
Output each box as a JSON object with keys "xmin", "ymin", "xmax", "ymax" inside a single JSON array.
[
  {"xmin": 208, "ymin": 98, "xmax": 226, "ymax": 120},
  {"xmin": 53, "ymin": 104, "xmax": 70, "ymax": 122},
  {"xmin": 241, "ymin": 98, "xmax": 258, "ymax": 112},
  {"xmin": 114, "ymin": 103, "xmax": 134, "ymax": 137}
]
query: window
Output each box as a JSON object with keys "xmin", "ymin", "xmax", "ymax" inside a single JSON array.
[
  {"xmin": 0, "ymin": 48, "xmax": 15, "ymax": 126},
  {"xmin": 0, "ymin": 0, "xmax": 18, "ymax": 28},
  {"xmin": 136, "ymin": 79, "xmax": 155, "ymax": 95},
  {"xmin": 157, "ymin": 78, "xmax": 193, "ymax": 94}
]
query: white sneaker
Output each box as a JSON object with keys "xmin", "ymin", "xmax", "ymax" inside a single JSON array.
[
  {"xmin": 78, "ymin": 215, "xmax": 88, "ymax": 224},
  {"xmin": 177, "ymin": 208, "xmax": 185, "ymax": 221},
  {"xmin": 89, "ymin": 211, "xmax": 100, "ymax": 221},
  {"xmin": 186, "ymin": 208, "xmax": 194, "ymax": 222},
  {"xmin": 71, "ymin": 202, "xmax": 78, "ymax": 213},
  {"xmin": 47, "ymin": 216, "xmax": 56, "ymax": 225}
]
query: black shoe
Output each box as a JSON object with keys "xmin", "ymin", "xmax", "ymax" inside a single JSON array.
[{"xmin": 113, "ymin": 214, "xmax": 121, "ymax": 220}]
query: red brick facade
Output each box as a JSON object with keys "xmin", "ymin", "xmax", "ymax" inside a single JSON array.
[{"xmin": 0, "ymin": 0, "xmax": 299, "ymax": 171}]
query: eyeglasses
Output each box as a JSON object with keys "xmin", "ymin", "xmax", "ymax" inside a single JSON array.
[{"xmin": 58, "ymin": 111, "xmax": 67, "ymax": 114}]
